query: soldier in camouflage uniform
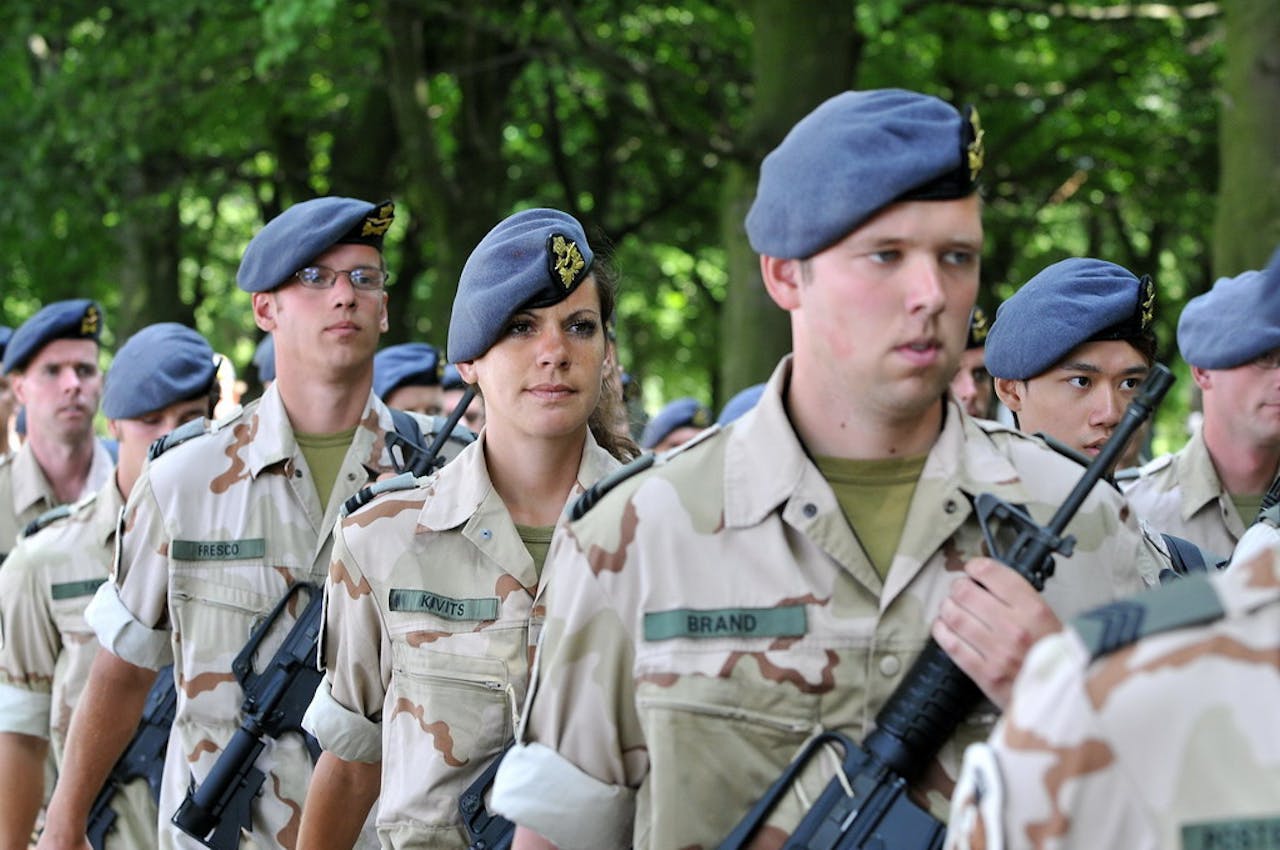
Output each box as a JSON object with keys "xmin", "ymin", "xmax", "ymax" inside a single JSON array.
[
  {"xmin": 946, "ymin": 503, "xmax": 1280, "ymax": 850},
  {"xmin": 984, "ymin": 258, "xmax": 1157, "ymax": 467},
  {"xmin": 40, "ymin": 197, "xmax": 465, "ymax": 850},
  {"xmin": 297, "ymin": 209, "xmax": 635, "ymax": 849},
  {"xmin": 0, "ymin": 300, "xmax": 114, "ymax": 566},
  {"xmin": 490, "ymin": 90, "xmax": 1165, "ymax": 850},
  {"xmin": 949, "ymin": 306, "xmax": 992, "ymax": 419},
  {"xmin": 1124, "ymin": 256, "xmax": 1280, "ymax": 561},
  {"xmin": 0, "ymin": 323, "xmax": 220, "ymax": 849}
]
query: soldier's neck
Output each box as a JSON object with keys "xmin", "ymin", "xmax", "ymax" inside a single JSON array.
[
  {"xmin": 275, "ymin": 371, "xmax": 373, "ymax": 436},
  {"xmin": 482, "ymin": 423, "xmax": 586, "ymax": 527},
  {"xmin": 1203, "ymin": 415, "xmax": 1280, "ymax": 495},
  {"xmin": 28, "ymin": 433, "xmax": 96, "ymax": 504}
]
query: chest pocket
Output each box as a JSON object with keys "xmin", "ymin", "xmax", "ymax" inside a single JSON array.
[
  {"xmin": 49, "ymin": 577, "xmax": 107, "ymax": 638},
  {"xmin": 169, "ymin": 541, "xmax": 294, "ymax": 723}
]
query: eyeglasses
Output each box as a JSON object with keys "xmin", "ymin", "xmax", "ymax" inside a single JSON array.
[
  {"xmin": 1249, "ymin": 349, "xmax": 1280, "ymax": 370},
  {"xmin": 293, "ymin": 265, "xmax": 389, "ymax": 291}
]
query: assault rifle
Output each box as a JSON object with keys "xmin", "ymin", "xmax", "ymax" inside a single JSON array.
[
  {"xmin": 458, "ymin": 740, "xmax": 515, "ymax": 850},
  {"xmin": 386, "ymin": 384, "xmax": 478, "ymax": 478},
  {"xmin": 717, "ymin": 365, "xmax": 1174, "ymax": 850},
  {"xmin": 86, "ymin": 665, "xmax": 176, "ymax": 850},
  {"xmin": 171, "ymin": 582, "xmax": 323, "ymax": 850}
]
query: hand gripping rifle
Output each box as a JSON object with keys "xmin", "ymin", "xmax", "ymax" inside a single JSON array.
[
  {"xmin": 171, "ymin": 582, "xmax": 323, "ymax": 850},
  {"xmin": 717, "ymin": 365, "xmax": 1174, "ymax": 850},
  {"xmin": 86, "ymin": 665, "xmax": 177, "ymax": 850}
]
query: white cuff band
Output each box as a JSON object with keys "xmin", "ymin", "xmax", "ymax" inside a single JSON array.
[
  {"xmin": 492, "ymin": 741, "xmax": 634, "ymax": 850},
  {"xmin": 84, "ymin": 582, "xmax": 171, "ymax": 670},
  {"xmin": 0, "ymin": 682, "xmax": 51, "ymax": 738},
  {"xmin": 302, "ymin": 678, "xmax": 382, "ymax": 763}
]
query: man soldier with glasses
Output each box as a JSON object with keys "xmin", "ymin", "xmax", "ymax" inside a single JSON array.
[
  {"xmin": 40, "ymin": 197, "xmax": 458, "ymax": 850},
  {"xmin": 1124, "ymin": 264, "xmax": 1280, "ymax": 558}
]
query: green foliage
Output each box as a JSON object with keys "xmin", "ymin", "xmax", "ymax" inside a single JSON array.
[{"xmin": 0, "ymin": 0, "xmax": 1264, "ymax": 446}]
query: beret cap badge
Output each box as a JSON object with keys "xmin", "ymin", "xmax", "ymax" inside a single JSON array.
[
  {"xmin": 1138, "ymin": 274, "xmax": 1155, "ymax": 330},
  {"xmin": 968, "ymin": 305, "xmax": 989, "ymax": 347},
  {"xmin": 965, "ymin": 106, "xmax": 985, "ymax": 183},
  {"xmin": 548, "ymin": 233, "xmax": 587, "ymax": 289},
  {"xmin": 362, "ymin": 202, "xmax": 395, "ymax": 238},
  {"xmin": 80, "ymin": 304, "xmax": 101, "ymax": 337}
]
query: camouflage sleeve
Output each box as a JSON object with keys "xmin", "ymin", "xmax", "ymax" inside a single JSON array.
[
  {"xmin": 491, "ymin": 523, "xmax": 641, "ymax": 850},
  {"xmin": 0, "ymin": 539, "xmax": 58, "ymax": 736},
  {"xmin": 305, "ymin": 520, "xmax": 389, "ymax": 763},
  {"xmin": 85, "ymin": 470, "xmax": 173, "ymax": 669},
  {"xmin": 946, "ymin": 632, "xmax": 1149, "ymax": 850}
]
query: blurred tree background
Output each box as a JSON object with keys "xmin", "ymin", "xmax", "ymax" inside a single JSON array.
[{"xmin": 1, "ymin": 0, "xmax": 1277, "ymax": 450}]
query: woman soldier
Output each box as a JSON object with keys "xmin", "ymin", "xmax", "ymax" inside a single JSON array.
[{"xmin": 297, "ymin": 209, "xmax": 637, "ymax": 848}]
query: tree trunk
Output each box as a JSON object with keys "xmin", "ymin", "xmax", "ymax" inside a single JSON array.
[
  {"xmin": 1212, "ymin": 0, "xmax": 1280, "ymax": 275},
  {"xmin": 718, "ymin": 0, "xmax": 857, "ymax": 405}
]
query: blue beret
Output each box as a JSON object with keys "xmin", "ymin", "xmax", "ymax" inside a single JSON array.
[
  {"xmin": 0, "ymin": 326, "xmax": 11, "ymax": 363},
  {"xmin": 3, "ymin": 299, "xmax": 104, "ymax": 374},
  {"xmin": 374, "ymin": 343, "xmax": 445, "ymax": 398},
  {"xmin": 985, "ymin": 258, "xmax": 1156, "ymax": 380},
  {"xmin": 640, "ymin": 397, "xmax": 712, "ymax": 449},
  {"xmin": 103, "ymin": 323, "xmax": 217, "ymax": 419},
  {"xmin": 745, "ymin": 89, "xmax": 983, "ymax": 259},
  {"xmin": 237, "ymin": 197, "xmax": 395, "ymax": 293},
  {"xmin": 253, "ymin": 336, "xmax": 276, "ymax": 383},
  {"xmin": 717, "ymin": 383, "xmax": 766, "ymax": 426},
  {"xmin": 447, "ymin": 208, "xmax": 595, "ymax": 363},
  {"xmin": 1178, "ymin": 251, "xmax": 1280, "ymax": 369}
]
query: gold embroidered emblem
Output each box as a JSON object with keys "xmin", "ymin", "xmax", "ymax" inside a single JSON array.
[
  {"xmin": 1138, "ymin": 275, "xmax": 1156, "ymax": 329},
  {"xmin": 550, "ymin": 234, "xmax": 586, "ymax": 289},
  {"xmin": 362, "ymin": 201, "xmax": 395, "ymax": 237},
  {"xmin": 80, "ymin": 304, "xmax": 100, "ymax": 337},
  {"xmin": 969, "ymin": 305, "xmax": 989, "ymax": 344},
  {"xmin": 966, "ymin": 107, "xmax": 985, "ymax": 182}
]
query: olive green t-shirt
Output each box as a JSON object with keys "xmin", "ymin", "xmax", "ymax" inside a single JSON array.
[
  {"xmin": 294, "ymin": 426, "xmax": 358, "ymax": 509},
  {"xmin": 1231, "ymin": 492, "xmax": 1264, "ymax": 526},
  {"xmin": 815, "ymin": 453, "xmax": 929, "ymax": 580},
  {"xmin": 516, "ymin": 524, "xmax": 556, "ymax": 578}
]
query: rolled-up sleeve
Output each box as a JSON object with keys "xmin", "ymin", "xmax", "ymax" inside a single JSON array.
[{"xmin": 308, "ymin": 522, "xmax": 389, "ymax": 763}]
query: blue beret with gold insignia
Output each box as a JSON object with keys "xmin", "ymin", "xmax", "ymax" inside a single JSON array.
[
  {"xmin": 103, "ymin": 323, "xmax": 218, "ymax": 419},
  {"xmin": 745, "ymin": 88, "xmax": 983, "ymax": 259},
  {"xmin": 1178, "ymin": 249, "xmax": 1280, "ymax": 368},
  {"xmin": 374, "ymin": 343, "xmax": 445, "ymax": 398},
  {"xmin": 985, "ymin": 258, "xmax": 1156, "ymax": 380},
  {"xmin": 237, "ymin": 197, "xmax": 395, "ymax": 293},
  {"xmin": 447, "ymin": 208, "xmax": 595, "ymax": 363},
  {"xmin": 966, "ymin": 305, "xmax": 990, "ymax": 350},
  {"xmin": 641, "ymin": 397, "xmax": 713, "ymax": 449},
  {"xmin": 717, "ymin": 383, "xmax": 766, "ymax": 426},
  {"xmin": 3, "ymin": 299, "xmax": 104, "ymax": 375}
]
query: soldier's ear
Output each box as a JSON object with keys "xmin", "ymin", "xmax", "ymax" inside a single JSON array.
[
  {"xmin": 761, "ymin": 255, "xmax": 804, "ymax": 311},
  {"xmin": 993, "ymin": 377, "xmax": 1025, "ymax": 413},
  {"xmin": 455, "ymin": 361, "xmax": 478, "ymax": 385},
  {"xmin": 252, "ymin": 292, "xmax": 278, "ymax": 332},
  {"xmin": 1190, "ymin": 365, "xmax": 1212, "ymax": 392}
]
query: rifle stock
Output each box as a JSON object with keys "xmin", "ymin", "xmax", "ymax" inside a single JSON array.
[
  {"xmin": 718, "ymin": 365, "xmax": 1174, "ymax": 849},
  {"xmin": 458, "ymin": 741, "xmax": 515, "ymax": 850}
]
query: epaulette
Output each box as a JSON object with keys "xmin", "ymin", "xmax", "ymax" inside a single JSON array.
[
  {"xmin": 1137, "ymin": 452, "xmax": 1174, "ymax": 477},
  {"xmin": 148, "ymin": 417, "xmax": 210, "ymax": 461},
  {"xmin": 23, "ymin": 503, "xmax": 73, "ymax": 538},
  {"xmin": 1071, "ymin": 573, "xmax": 1225, "ymax": 662},
  {"xmin": 1033, "ymin": 431, "xmax": 1121, "ymax": 492},
  {"xmin": 570, "ymin": 453, "xmax": 656, "ymax": 521},
  {"xmin": 1113, "ymin": 466, "xmax": 1141, "ymax": 483},
  {"xmin": 660, "ymin": 423, "xmax": 722, "ymax": 458},
  {"xmin": 341, "ymin": 471, "xmax": 418, "ymax": 519}
]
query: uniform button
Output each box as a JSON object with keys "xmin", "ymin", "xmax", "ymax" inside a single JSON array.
[
  {"xmin": 879, "ymin": 655, "xmax": 901, "ymax": 677},
  {"xmin": 480, "ymin": 528, "xmax": 493, "ymax": 541},
  {"xmin": 803, "ymin": 503, "xmax": 818, "ymax": 518},
  {"xmin": 944, "ymin": 499, "xmax": 957, "ymax": 514},
  {"xmin": 294, "ymin": 469, "xmax": 303, "ymax": 478},
  {"xmin": 347, "ymin": 473, "xmax": 357, "ymax": 481}
]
